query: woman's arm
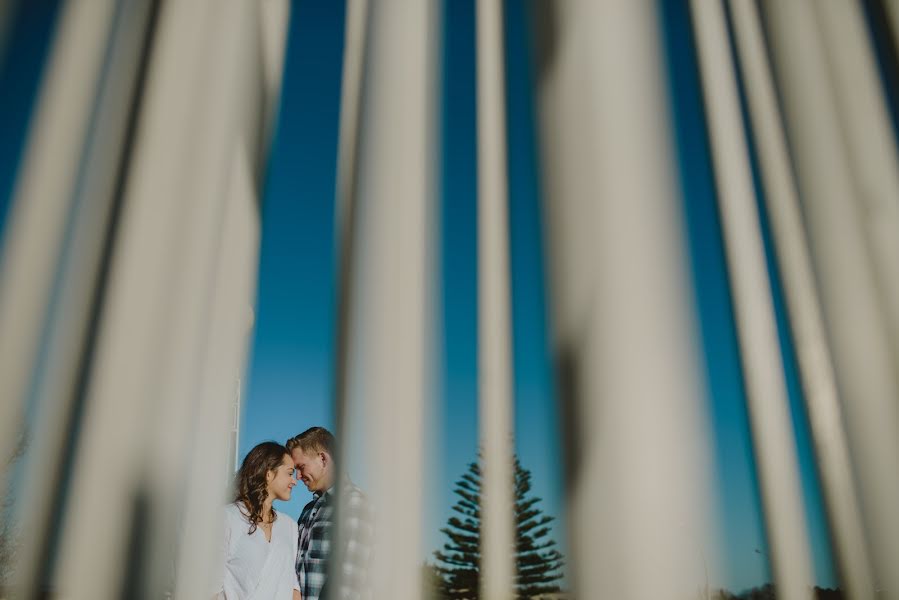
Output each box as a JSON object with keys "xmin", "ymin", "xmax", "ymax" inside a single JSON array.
[{"xmin": 293, "ymin": 591, "xmax": 302, "ymax": 600}]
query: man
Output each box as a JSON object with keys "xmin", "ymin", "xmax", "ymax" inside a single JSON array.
[{"xmin": 287, "ymin": 426, "xmax": 371, "ymax": 600}]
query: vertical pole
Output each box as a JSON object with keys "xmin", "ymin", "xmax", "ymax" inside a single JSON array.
[
  {"xmin": 52, "ymin": 1, "xmax": 273, "ymax": 596},
  {"xmin": 532, "ymin": 2, "xmax": 714, "ymax": 597},
  {"xmin": 333, "ymin": 0, "xmax": 368, "ymax": 464},
  {"xmin": 172, "ymin": 145, "xmax": 262, "ymax": 600},
  {"xmin": 0, "ymin": 0, "xmax": 120, "ymax": 494},
  {"xmin": 341, "ymin": 2, "xmax": 438, "ymax": 599},
  {"xmin": 476, "ymin": 1, "xmax": 516, "ymax": 598},
  {"xmin": 8, "ymin": 0, "xmax": 159, "ymax": 596}
]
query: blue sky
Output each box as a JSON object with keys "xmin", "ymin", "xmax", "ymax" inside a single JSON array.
[
  {"xmin": 0, "ymin": 0, "xmax": 842, "ymax": 594},
  {"xmin": 0, "ymin": 0, "xmax": 62, "ymax": 250}
]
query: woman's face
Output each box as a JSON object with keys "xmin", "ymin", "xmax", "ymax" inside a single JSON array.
[{"xmin": 266, "ymin": 454, "xmax": 297, "ymax": 502}]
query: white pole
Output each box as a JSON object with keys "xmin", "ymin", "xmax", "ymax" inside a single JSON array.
[
  {"xmin": 476, "ymin": 1, "xmax": 516, "ymax": 598},
  {"xmin": 340, "ymin": 2, "xmax": 438, "ymax": 599},
  {"xmin": 53, "ymin": 1, "xmax": 273, "ymax": 596},
  {"xmin": 333, "ymin": 0, "xmax": 368, "ymax": 450},
  {"xmin": 533, "ymin": 2, "xmax": 714, "ymax": 597},
  {"xmin": 8, "ymin": 0, "xmax": 158, "ymax": 596},
  {"xmin": 173, "ymin": 145, "xmax": 263, "ymax": 600},
  {"xmin": 0, "ymin": 0, "xmax": 119, "ymax": 496}
]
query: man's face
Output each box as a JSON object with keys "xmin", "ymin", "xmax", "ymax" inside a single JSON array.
[{"xmin": 291, "ymin": 447, "xmax": 330, "ymax": 493}]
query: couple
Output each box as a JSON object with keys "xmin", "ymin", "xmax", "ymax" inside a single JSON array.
[{"xmin": 218, "ymin": 427, "xmax": 371, "ymax": 600}]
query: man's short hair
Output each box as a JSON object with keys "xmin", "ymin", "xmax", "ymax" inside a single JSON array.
[{"xmin": 286, "ymin": 426, "xmax": 336, "ymax": 458}]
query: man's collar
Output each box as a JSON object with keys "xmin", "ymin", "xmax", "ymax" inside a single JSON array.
[
  {"xmin": 313, "ymin": 484, "xmax": 335, "ymax": 501},
  {"xmin": 313, "ymin": 475, "xmax": 352, "ymax": 500}
]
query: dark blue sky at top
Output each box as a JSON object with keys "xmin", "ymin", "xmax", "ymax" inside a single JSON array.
[
  {"xmin": 0, "ymin": 0, "xmax": 62, "ymax": 251},
  {"xmin": 0, "ymin": 0, "xmax": 847, "ymax": 593}
]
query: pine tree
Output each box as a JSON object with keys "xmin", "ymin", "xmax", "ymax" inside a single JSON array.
[{"xmin": 431, "ymin": 456, "xmax": 565, "ymax": 600}]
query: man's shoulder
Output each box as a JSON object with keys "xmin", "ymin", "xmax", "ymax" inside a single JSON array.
[{"xmin": 342, "ymin": 481, "xmax": 372, "ymax": 519}]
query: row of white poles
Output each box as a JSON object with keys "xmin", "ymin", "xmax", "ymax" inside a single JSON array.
[
  {"xmin": 689, "ymin": 1, "xmax": 815, "ymax": 597},
  {"xmin": 0, "ymin": 0, "xmax": 288, "ymax": 597},
  {"xmin": 4, "ymin": 0, "xmax": 899, "ymax": 598},
  {"xmin": 432, "ymin": 0, "xmax": 898, "ymax": 597},
  {"xmin": 725, "ymin": 1, "xmax": 875, "ymax": 597},
  {"xmin": 760, "ymin": 1, "xmax": 899, "ymax": 597},
  {"xmin": 334, "ymin": 1, "xmax": 899, "ymax": 598}
]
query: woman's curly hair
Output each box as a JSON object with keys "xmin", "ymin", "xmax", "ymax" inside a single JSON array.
[{"xmin": 234, "ymin": 441, "xmax": 289, "ymax": 533}]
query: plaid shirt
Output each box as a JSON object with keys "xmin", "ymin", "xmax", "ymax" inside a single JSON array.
[{"xmin": 296, "ymin": 479, "xmax": 372, "ymax": 600}]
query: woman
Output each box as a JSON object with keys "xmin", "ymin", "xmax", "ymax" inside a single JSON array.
[{"xmin": 219, "ymin": 441, "xmax": 302, "ymax": 599}]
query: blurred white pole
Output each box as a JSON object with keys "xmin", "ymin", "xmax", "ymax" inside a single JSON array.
[
  {"xmin": 689, "ymin": 2, "xmax": 813, "ymax": 598},
  {"xmin": 172, "ymin": 145, "xmax": 262, "ymax": 600},
  {"xmin": 333, "ymin": 0, "xmax": 368, "ymax": 446},
  {"xmin": 8, "ymin": 0, "xmax": 158, "ymax": 596},
  {"xmin": 728, "ymin": 1, "xmax": 876, "ymax": 597},
  {"xmin": 761, "ymin": 1, "xmax": 899, "ymax": 597},
  {"xmin": 331, "ymin": 5, "xmax": 369, "ymax": 595},
  {"xmin": 476, "ymin": 1, "xmax": 516, "ymax": 599},
  {"xmin": 258, "ymin": 0, "xmax": 290, "ymax": 158},
  {"xmin": 813, "ymin": 0, "xmax": 899, "ymax": 378},
  {"xmin": 0, "ymin": 0, "xmax": 118, "ymax": 490},
  {"xmin": 52, "ymin": 1, "xmax": 272, "ymax": 597},
  {"xmin": 342, "ymin": 2, "xmax": 438, "ymax": 599},
  {"xmin": 334, "ymin": 0, "xmax": 368, "ymax": 256},
  {"xmin": 174, "ymin": 3, "xmax": 288, "ymax": 597},
  {"xmin": 533, "ymin": 2, "xmax": 714, "ymax": 598}
]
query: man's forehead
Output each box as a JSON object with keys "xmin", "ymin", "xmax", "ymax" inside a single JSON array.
[{"xmin": 291, "ymin": 447, "xmax": 316, "ymax": 461}]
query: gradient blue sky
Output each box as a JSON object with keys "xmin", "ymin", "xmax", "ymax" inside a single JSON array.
[{"xmin": 0, "ymin": 0, "xmax": 843, "ymax": 594}]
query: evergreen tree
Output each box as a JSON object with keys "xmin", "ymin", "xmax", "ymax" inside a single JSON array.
[{"xmin": 432, "ymin": 456, "xmax": 565, "ymax": 600}]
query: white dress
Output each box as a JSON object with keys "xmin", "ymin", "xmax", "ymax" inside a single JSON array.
[{"xmin": 220, "ymin": 502, "xmax": 300, "ymax": 599}]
